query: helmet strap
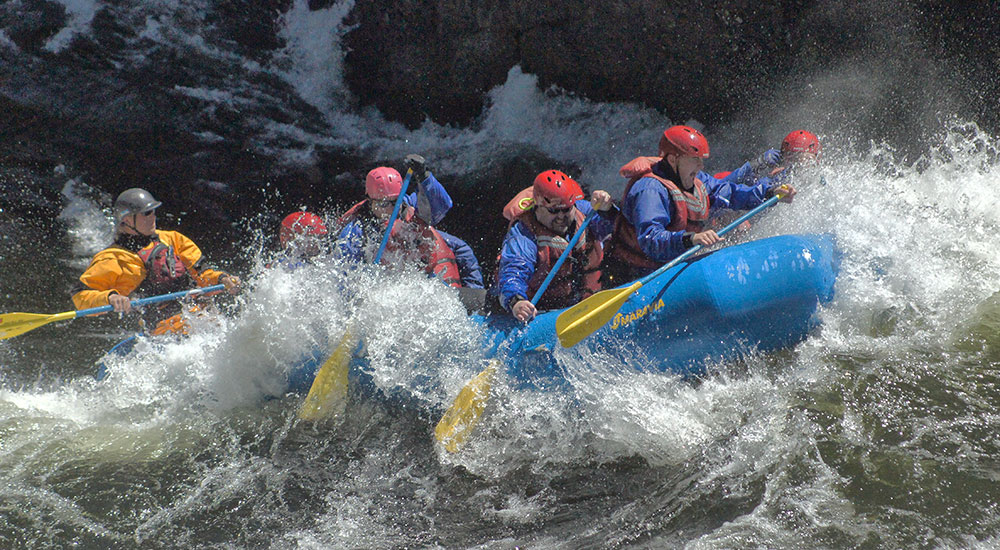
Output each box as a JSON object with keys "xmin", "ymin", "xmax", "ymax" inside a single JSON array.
[{"xmin": 120, "ymin": 214, "xmax": 140, "ymax": 234}]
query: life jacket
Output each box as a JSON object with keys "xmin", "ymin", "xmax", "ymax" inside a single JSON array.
[
  {"xmin": 608, "ymin": 156, "xmax": 710, "ymax": 270},
  {"xmin": 513, "ymin": 207, "xmax": 603, "ymax": 310},
  {"xmin": 133, "ymin": 242, "xmax": 195, "ymax": 329},
  {"xmin": 502, "ymin": 187, "xmax": 536, "ymax": 222},
  {"xmin": 138, "ymin": 242, "xmax": 191, "ymax": 294},
  {"xmin": 341, "ymin": 200, "xmax": 462, "ymax": 288}
]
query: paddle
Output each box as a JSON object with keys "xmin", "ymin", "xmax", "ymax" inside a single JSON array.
[
  {"xmin": 297, "ymin": 169, "xmax": 415, "ymax": 421},
  {"xmin": 0, "ymin": 284, "xmax": 226, "ymax": 340},
  {"xmin": 435, "ymin": 209, "xmax": 598, "ymax": 452},
  {"xmin": 556, "ymin": 193, "xmax": 784, "ymax": 348},
  {"xmin": 374, "ymin": 169, "xmax": 415, "ymax": 264}
]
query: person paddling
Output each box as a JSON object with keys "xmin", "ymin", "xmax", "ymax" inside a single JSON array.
[
  {"xmin": 714, "ymin": 129, "xmax": 822, "ymax": 184},
  {"xmin": 336, "ymin": 156, "xmax": 462, "ymax": 288},
  {"xmin": 603, "ymin": 125, "xmax": 797, "ymax": 285},
  {"xmin": 72, "ymin": 188, "xmax": 241, "ymax": 335},
  {"xmin": 273, "ymin": 211, "xmax": 330, "ymax": 268},
  {"xmin": 494, "ymin": 170, "xmax": 615, "ymax": 322}
]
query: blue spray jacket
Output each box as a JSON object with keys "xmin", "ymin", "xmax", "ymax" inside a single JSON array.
[
  {"xmin": 495, "ymin": 200, "xmax": 615, "ymax": 311},
  {"xmin": 621, "ymin": 160, "xmax": 778, "ymax": 265},
  {"xmin": 336, "ymin": 172, "xmax": 453, "ymax": 262},
  {"xmin": 437, "ymin": 231, "xmax": 484, "ymax": 289}
]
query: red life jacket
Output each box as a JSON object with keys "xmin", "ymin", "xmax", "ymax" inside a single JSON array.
[
  {"xmin": 608, "ymin": 157, "xmax": 710, "ymax": 270},
  {"xmin": 341, "ymin": 200, "xmax": 461, "ymax": 288},
  {"xmin": 513, "ymin": 208, "xmax": 603, "ymax": 310},
  {"xmin": 135, "ymin": 242, "xmax": 194, "ymax": 329},
  {"xmin": 137, "ymin": 242, "xmax": 192, "ymax": 295}
]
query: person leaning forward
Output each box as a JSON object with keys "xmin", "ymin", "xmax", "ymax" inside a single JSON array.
[
  {"xmin": 603, "ymin": 125, "xmax": 796, "ymax": 285},
  {"xmin": 72, "ymin": 188, "xmax": 241, "ymax": 335}
]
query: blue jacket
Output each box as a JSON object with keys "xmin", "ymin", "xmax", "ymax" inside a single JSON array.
[
  {"xmin": 495, "ymin": 201, "xmax": 615, "ymax": 311},
  {"xmin": 438, "ymin": 231, "xmax": 484, "ymax": 289},
  {"xmin": 621, "ymin": 160, "xmax": 777, "ymax": 265},
  {"xmin": 337, "ymin": 172, "xmax": 452, "ymax": 262},
  {"xmin": 715, "ymin": 150, "xmax": 787, "ymax": 189}
]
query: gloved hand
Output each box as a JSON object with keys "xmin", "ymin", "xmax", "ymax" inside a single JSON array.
[
  {"xmin": 750, "ymin": 148, "xmax": 781, "ymax": 178},
  {"xmin": 404, "ymin": 154, "xmax": 428, "ymax": 181}
]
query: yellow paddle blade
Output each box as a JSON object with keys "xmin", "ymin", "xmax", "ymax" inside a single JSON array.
[
  {"xmin": 298, "ymin": 327, "xmax": 355, "ymax": 421},
  {"xmin": 0, "ymin": 311, "xmax": 77, "ymax": 340},
  {"xmin": 555, "ymin": 281, "xmax": 642, "ymax": 348},
  {"xmin": 435, "ymin": 359, "xmax": 500, "ymax": 453}
]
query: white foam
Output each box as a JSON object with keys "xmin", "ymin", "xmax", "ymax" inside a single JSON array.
[{"xmin": 44, "ymin": 0, "xmax": 100, "ymax": 53}]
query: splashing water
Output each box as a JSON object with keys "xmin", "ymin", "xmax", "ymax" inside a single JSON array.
[{"xmin": 3, "ymin": 1, "xmax": 1000, "ymax": 546}]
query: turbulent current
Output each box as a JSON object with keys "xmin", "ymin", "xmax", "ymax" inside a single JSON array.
[{"xmin": 2, "ymin": 1, "xmax": 1000, "ymax": 549}]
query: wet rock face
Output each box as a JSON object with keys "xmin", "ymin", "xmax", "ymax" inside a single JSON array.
[
  {"xmin": 342, "ymin": 0, "xmax": 786, "ymax": 128},
  {"xmin": 0, "ymin": 0, "xmax": 997, "ymax": 230},
  {"xmin": 342, "ymin": 0, "xmax": 1000, "ymax": 135},
  {"xmin": 0, "ymin": 0, "xmax": 67, "ymax": 51}
]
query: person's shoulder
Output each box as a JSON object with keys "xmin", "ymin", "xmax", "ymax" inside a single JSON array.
[
  {"xmin": 338, "ymin": 218, "xmax": 363, "ymax": 236},
  {"xmin": 631, "ymin": 175, "xmax": 667, "ymax": 192},
  {"xmin": 86, "ymin": 245, "xmax": 137, "ymax": 269},
  {"xmin": 506, "ymin": 219, "xmax": 536, "ymax": 241},
  {"xmin": 155, "ymin": 229, "xmax": 186, "ymax": 242}
]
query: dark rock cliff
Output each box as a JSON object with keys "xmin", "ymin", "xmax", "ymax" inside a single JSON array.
[
  {"xmin": 1, "ymin": 0, "xmax": 997, "ymax": 235},
  {"xmin": 343, "ymin": 0, "xmax": 1000, "ymax": 143}
]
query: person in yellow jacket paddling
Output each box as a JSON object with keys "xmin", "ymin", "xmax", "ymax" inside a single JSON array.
[{"xmin": 72, "ymin": 188, "xmax": 241, "ymax": 335}]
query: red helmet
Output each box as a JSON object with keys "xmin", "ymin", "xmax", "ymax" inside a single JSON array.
[
  {"xmin": 532, "ymin": 170, "xmax": 584, "ymax": 209},
  {"xmin": 659, "ymin": 125, "xmax": 710, "ymax": 158},
  {"xmin": 365, "ymin": 167, "xmax": 403, "ymax": 199},
  {"xmin": 279, "ymin": 212, "xmax": 328, "ymax": 247},
  {"xmin": 780, "ymin": 130, "xmax": 821, "ymax": 156}
]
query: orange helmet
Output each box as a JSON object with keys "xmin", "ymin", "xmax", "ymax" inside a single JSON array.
[
  {"xmin": 780, "ymin": 130, "xmax": 821, "ymax": 156},
  {"xmin": 532, "ymin": 170, "xmax": 584, "ymax": 209},
  {"xmin": 279, "ymin": 212, "xmax": 328, "ymax": 247},
  {"xmin": 365, "ymin": 167, "xmax": 403, "ymax": 199},
  {"xmin": 659, "ymin": 125, "xmax": 710, "ymax": 158}
]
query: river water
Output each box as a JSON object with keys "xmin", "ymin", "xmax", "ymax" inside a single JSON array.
[{"xmin": 3, "ymin": 1, "xmax": 1000, "ymax": 549}]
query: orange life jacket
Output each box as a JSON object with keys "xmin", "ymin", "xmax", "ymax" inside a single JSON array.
[
  {"xmin": 512, "ymin": 207, "xmax": 603, "ymax": 310},
  {"xmin": 608, "ymin": 157, "xmax": 710, "ymax": 270}
]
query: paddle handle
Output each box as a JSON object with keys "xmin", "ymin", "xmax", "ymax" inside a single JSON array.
[
  {"xmin": 531, "ymin": 209, "xmax": 597, "ymax": 306},
  {"xmin": 374, "ymin": 168, "xmax": 414, "ymax": 264},
  {"xmin": 74, "ymin": 284, "xmax": 227, "ymax": 318},
  {"xmin": 637, "ymin": 195, "xmax": 780, "ymax": 286}
]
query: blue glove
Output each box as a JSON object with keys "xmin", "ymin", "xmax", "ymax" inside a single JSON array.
[{"xmin": 750, "ymin": 149, "xmax": 781, "ymax": 178}]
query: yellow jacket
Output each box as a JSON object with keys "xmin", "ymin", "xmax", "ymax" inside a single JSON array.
[{"xmin": 72, "ymin": 230, "xmax": 228, "ymax": 310}]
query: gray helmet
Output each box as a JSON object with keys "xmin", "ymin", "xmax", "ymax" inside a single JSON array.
[{"xmin": 113, "ymin": 188, "xmax": 162, "ymax": 222}]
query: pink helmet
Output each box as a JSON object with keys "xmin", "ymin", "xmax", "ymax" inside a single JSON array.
[
  {"xmin": 658, "ymin": 125, "xmax": 710, "ymax": 158},
  {"xmin": 279, "ymin": 212, "xmax": 328, "ymax": 247},
  {"xmin": 365, "ymin": 167, "xmax": 403, "ymax": 199},
  {"xmin": 780, "ymin": 130, "xmax": 821, "ymax": 156},
  {"xmin": 532, "ymin": 170, "xmax": 584, "ymax": 209}
]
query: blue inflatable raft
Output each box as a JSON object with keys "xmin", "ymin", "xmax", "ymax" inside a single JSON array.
[{"xmin": 288, "ymin": 233, "xmax": 839, "ymax": 394}]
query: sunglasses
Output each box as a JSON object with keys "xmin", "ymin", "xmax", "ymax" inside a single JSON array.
[
  {"xmin": 139, "ymin": 209, "xmax": 156, "ymax": 216},
  {"xmin": 541, "ymin": 204, "xmax": 572, "ymax": 214}
]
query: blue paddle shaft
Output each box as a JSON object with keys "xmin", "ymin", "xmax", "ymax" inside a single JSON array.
[
  {"xmin": 374, "ymin": 169, "xmax": 414, "ymax": 264},
  {"xmin": 637, "ymin": 195, "xmax": 781, "ymax": 286},
  {"xmin": 74, "ymin": 284, "xmax": 227, "ymax": 318},
  {"xmin": 530, "ymin": 209, "xmax": 597, "ymax": 306}
]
